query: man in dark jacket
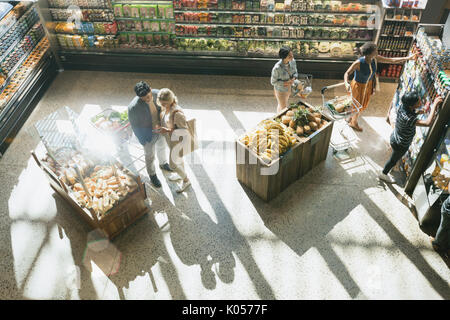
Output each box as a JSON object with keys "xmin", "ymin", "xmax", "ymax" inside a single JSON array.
[{"xmin": 128, "ymin": 81, "xmax": 172, "ymax": 188}]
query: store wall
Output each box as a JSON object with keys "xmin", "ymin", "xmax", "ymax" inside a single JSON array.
[{"xmin": 421, "ymin": 0, "xmax": 448, "ymax": 24}]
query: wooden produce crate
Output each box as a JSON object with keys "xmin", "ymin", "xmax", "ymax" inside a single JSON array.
[
  {"xmin": 236, "ymin": 135, "xmax": 303, "ymax": 202},
  {"xmin": 31, "ymin": 151, "xmax": 149, "ymax": 240},
  {"xmin": 236, "ymin": 100, "xmax": 333, "ymax": 202},
  {"xmin": 295, "ymin": 100, "xmax": 334, "ymax": 179}
]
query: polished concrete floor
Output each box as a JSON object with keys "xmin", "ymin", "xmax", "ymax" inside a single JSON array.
[{"xmin": 0, "ymin": 70, "xmax": 449, "ymax": 300}]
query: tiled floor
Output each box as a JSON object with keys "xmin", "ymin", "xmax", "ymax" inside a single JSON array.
[{"xmin": 0, "ymin": 70, "xmax": 449, "ymax": 300}]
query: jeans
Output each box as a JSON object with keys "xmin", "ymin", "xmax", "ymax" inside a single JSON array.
[
  {"xmin": 433, "ymin": 197, "xmax": 450, "ymax": 251},
  {"xmin": 164, "ymin": 135, "xmax": 187, "ymax": 180},
  {"xmin": 143, "ymin": 134, "xmax": 168, "ymax": 176},
  {"xmin": 382, "ymin": 136, "xmax": 408, "ymax": 175}
]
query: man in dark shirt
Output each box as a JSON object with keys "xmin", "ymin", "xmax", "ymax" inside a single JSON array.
[
  {"xmin": 128, "ymin": 81, "xmax": 172, "ymax": 188},
  {"xmin": 379, "ymin": 91, "xmax": 443, "ymax": 184}
]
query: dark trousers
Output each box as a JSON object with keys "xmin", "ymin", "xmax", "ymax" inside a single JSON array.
[
  {"xmin": 382, "ymin": 136, "xmax": 408, "ymax": 175},
  {"xmin": 433, "ymin": 197, "xmax": 450, "ymax": 251}
]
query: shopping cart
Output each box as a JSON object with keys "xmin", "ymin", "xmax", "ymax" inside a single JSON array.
[{"xmin": 321, "ymin": 82, "xmax": 362, "ymax": 153}]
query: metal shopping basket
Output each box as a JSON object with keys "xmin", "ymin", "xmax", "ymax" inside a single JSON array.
[
  {"xmin": 292, "ymin": 73, "xmax": 313, "ymax": 98},
  {"xmin": 321, "ymin": 82, "xmax": 362, "ymax": 153}
]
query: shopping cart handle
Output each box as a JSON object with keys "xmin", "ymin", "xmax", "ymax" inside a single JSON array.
[{"xmin": 321, "ymin": 82, "xmax": 346, "ymax": 94}]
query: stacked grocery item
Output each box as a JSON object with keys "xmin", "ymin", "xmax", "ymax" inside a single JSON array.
[
  {"xmin": 47, "ymin": 0, "xmax": 110, "ymax": 9},
  {"xmin": 0, "ymin": 37, "xmax": 50, "ymax": 110},
  {"xmin": 0, "ymin": 23, "xmax": 45, "ymax": 80},
  {"xmin": 57, "ymin": 34, "xmax": 119, "ymax": 49},
  {"xmin": 239, "ymin": 119, "xmax": 299, "ymax": 164},
  {"xmin": 50, "ymin": 8, "xmax": 114, "ymax": 22},
  {"xmin": 0, "ymin": 5, "xmax": 39, "ymax": 57},
  {"xmin": 174, "ymin": 0, "xmax": 376, "ymax": 12},
  {"xmin": 275, "ymin": 102, "xmax": 329, "ymax": 137},
  {"xmin": 113, "ymin": 1, "xmax": 176, "ymax": 50},
  {"xmin": 41, "ymin": 150, "xmax": 139, "ymax": 219},
  {"xmin": 52, "ymin": 21, "xmax": 118, "ymax": 34}
]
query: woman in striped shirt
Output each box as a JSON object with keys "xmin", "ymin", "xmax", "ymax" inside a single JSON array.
[{"xmin": 379, "ymin": 91, "xmax": 443, "ymax": 183}]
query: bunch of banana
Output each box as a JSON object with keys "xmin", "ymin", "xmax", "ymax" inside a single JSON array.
[{"xmin": 240, "ymin": 119, "xmax": 298, "ymax": 164}]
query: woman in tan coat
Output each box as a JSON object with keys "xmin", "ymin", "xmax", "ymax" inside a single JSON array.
[{"xmin": 155, "ymin": 88, "xmax": 191, "ymax": 193}]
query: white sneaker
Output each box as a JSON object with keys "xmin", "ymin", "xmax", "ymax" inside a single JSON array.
[
  {"xmin": 168, "ymin": 173, "xmax": 182, "ymax": 181},
  {"xmin": 378, "ymin": 172, "xmax": 396, "ymax": 184},
  {"xmin": 176, "ymin": 180, "xmax": 191, "ymax": 193}
]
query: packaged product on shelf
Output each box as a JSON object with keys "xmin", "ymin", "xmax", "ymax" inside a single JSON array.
[
  {"xmin": 130, "ymin": 5, "xmax": 140, "ymax": 18},
  {"xmin": 128, "ymin": 33, "xmax": 137, "ymax": 44},
  {"xmin": 339, "ymin": 29, "xmax": 349, "ymax": 39},
  {"xmin": 142, "ymin": 21, "xmax": 151, "ymax": 32},
  {"xmin": 151, "ymin": 21, "xmax": 160, "ymax": 32},
  {"xmin": 318, "ymin": 41, "xmax": 330, "ymax": 53},
  {"xmin": 321, "ymin": 28, "xmax": 330, "ymax": 38},
  {"xmin": 113, "ymin": 4, "xmax": 123, "ymax": 17},
  {"xmin": 312, "ymin": 28, "xmax": 322, "ymax": 38},
  {"xmin": 330, "ymin": 42, "xmax": 343, "ymax": 56},
  {"xmin": 153, "ymin": 34, "xmax": 161, "ymax": 44},
  {"xmin": 135, "ymin": 21, "xmax": 143, "ymax": 32},
  {"xmin": 122, "ymin": 5, "xmax": 131, "ymax": 18},
  {"xmin": 148, "ymin": 5, "xmax": 157, "ymax": 18},
  {"xmin": 136, "ymin": 33, "xmax": 145, "ymax": 45},
  {"xmin": 145, "ymin": 34, "xmax": 154, "ymax": 45}
]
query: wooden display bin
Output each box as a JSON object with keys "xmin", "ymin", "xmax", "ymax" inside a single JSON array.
[
  {"xmin": 236, "ymin": 100, "xmax": 333, "ymax": 202},
  {"xmin": 31, "ymin": 151, "xmax": 149, "ymax": 240}
]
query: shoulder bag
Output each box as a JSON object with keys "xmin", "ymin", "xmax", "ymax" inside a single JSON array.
[{"xmin": 170, "ymin": 109, "xmax": 198, "ymax": 157}]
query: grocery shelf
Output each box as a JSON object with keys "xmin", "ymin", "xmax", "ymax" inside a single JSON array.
[
  {"xmin": 384, "ymin": 18, "xmax": 420, "ymax": 22},
  {"xmin": 0, "ymin": 35, "xmax": 43, "ymax": 92},
  {"xmin": 115, "ymin": 17, "xmax": 174, "ymax": 22},
  {"xmin": 0, "ymin": 51, "xmax": 57, "ymax": 156},
  {"xmin": 1, "ymin": 22, "xmax": 42, "ymax": 65},
  {"xmin": 112, "ymin": 0, "xmax": 172, "ymax": 4},
  {"xmin": 173, "ymin": 9, "xmax": 376, "ymax": 15},
  {"xmin": 48, "ymin": 7, "xmax": 110, "ymax": 10},
  {"xmin": 176, "ymin": 35, "xmax": 368, "ymax": 42},
  {"xmin": 378, "ymin": 48, "xmax": 409, "ymax": 52},
  {"xmin": 119, "ymin": 31, "xmax": 173, "ymax": 35},
  {"xmin": 51, "ymin": 20, "xmax": 116, "ymax": 23},
  {"xmin": 176, "ymin": 22, "xmax": 375, "ymax": 29},
  {"xmin": 0, "ymin": 4, "xmax": 35, "ymax": 40},
  {"xmin": 380, "ymin": 34, "xmax": 413, "ymax": 37},
  {"xmin": 54, "ymin": 31, "xmax": 117, "ymax": 36}
]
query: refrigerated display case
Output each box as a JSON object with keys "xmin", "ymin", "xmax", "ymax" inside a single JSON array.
[
  {"xmin": 36, "ymin": 0, "xmax": 382, "ymax": 77},
  {"xmin": 0, "ymin": 1, "xmax": 58, "ymax": 157},
  {"xmin": 386, "ymin": 24, "xmax": 450, "ymax": 199},
  {"xmin": 412, "ymin": 125, "xmax": 449, "ymax": 236}
]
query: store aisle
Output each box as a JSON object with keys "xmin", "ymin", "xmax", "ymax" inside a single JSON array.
[{"xmin": 0, "ymin": 71, "xmax": 449, "ymax": 300}]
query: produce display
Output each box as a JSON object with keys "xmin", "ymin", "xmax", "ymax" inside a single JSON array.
[
  {"xmin": 239, "ymin": 119, "xmax": 298, "ymax": 164},
  {"xmin": 0, "ymin": 37, "xmax": 50, "ymax": 109},
  {"xmin": 41, "ymin": 150, "xmax": 139, "ymax": 219},
  {"xmin": 276, "ymin": 102, "xmax": 328, "ymax": 137}
]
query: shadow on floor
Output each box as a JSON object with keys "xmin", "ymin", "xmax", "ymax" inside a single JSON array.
[{"xmin": 240, "ymin": 146, "xmax": 450, "ymax": 299}]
